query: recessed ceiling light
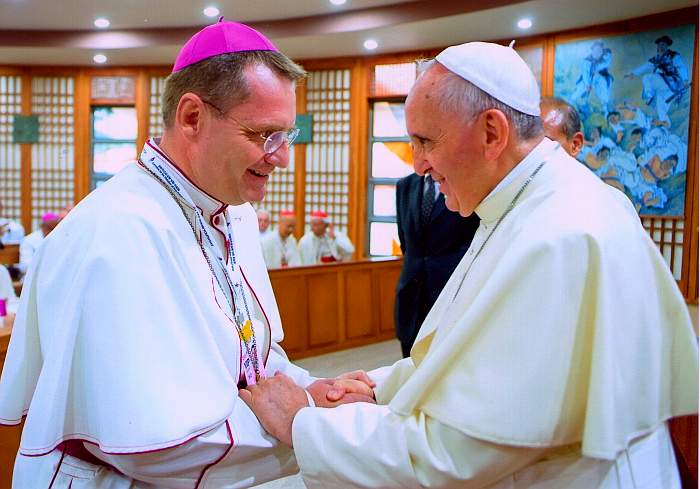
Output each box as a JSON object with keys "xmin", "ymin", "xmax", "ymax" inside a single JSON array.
[
  {"xmin": 330, "ymin": 0, "xmax": 347, "ymax": 5},
  {"xmin": 203, "ymin": 6, "xmax": 220, "ymax": 17},
  {"xmin": 363, "ymin": 39, "xmax": 378, "ymax": 51},
  {"xmin": 94, "ymin": 18, "xmax": 110, "ymax": 29},
  {"xmin": 517, "ymin": 18, "xmax": 533, "ymax": 29},
  {"xmin": 93, "ymin": 54, "xmax": 107, "ymax": 64}
]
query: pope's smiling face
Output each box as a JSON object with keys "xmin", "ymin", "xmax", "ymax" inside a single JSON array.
[{"xmin": 405, "ymin": 64, "xmax": 498, "ymax": 217}]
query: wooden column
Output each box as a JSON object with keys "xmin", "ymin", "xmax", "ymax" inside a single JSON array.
[{"xmin": 19, "ymin": 74, "xmax": 32, "ymax": 233}]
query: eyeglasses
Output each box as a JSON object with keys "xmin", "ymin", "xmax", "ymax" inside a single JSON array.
[{"xmin": 201, "ymin": 98, "xmax": 300, "ymax": 154}]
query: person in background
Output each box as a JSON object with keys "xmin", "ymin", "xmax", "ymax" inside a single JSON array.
[
  {"xmin": 0, "ymin": 19, "xmax": 373, "ymax": 489},
  {"xmin": 540, "ymin": 96, "xmax": 584, "ymax": 158},
  {"xmin": 299, "ymin": 210, "xmax": 354, "ymax": 265},
  {"xmin": 17, "ymin": 212, "xmax": 60, "ymax": 278},
  {"xmin": 261, "ymin": 209, "xmax": 302, "ymax": 268},
  {"xmin": 256, "ymin": 208, "xmax": 272, "ymax": 237},
  {"xmin": 240, "ymin": 41, "xmax": 697, "ymax": 488},
  {"xmin": 0, "ymin": 264, "xmax": 18, "ymax": 329},
  {"xmin": 394, "ymin": 172, "xmax": 479, "ymax": 357},
  {"xmin": 0, "ymin": 199, "xmax": 25, "ymax": 246}
]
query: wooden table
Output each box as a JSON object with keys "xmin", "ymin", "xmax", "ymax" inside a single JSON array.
[{"xmin": 0, "ymin": 246, "xmax": 18, "ymax": 266}]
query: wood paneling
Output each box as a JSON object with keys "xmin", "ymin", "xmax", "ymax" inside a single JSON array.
[
  {"xmin": 670, "ymin": 415, "xmax": 698, "ymax": 488},
  {"xmin": 273, "ymin": 258, "xmax": 401, "ymax": 359},
  {"xmin": 377, "ymin": 264, "xmax": 401, "ymax": 333},
  {"xmin": 344, "ymin": 269, "xmax": 373, "ymax": 339},
  {"xmin": 0, "ymin": 246, "xmax": 19, "ymax": 265},
  {"xmin": 307, "ymin": 273, "xmax": 339, "ymax": 347}
]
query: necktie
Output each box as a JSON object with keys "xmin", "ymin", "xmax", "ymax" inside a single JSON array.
[{"xmin": 421, "ymin": 174, "xmax": 435, "ymax": 228}]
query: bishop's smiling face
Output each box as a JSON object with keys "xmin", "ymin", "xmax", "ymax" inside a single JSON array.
[{"xmin": 199, "ymin": 64, "xmax": 297, "ymax": 205}]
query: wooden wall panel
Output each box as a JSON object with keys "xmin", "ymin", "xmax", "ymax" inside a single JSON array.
[
  {"xmin": 0, "ymin": 74, "xmax": 23, "ymax": 231},
  {"xmin": 272, "ymin": 258, "xmax": 401, "ymax": 359},
  {"xmin": 274, "ymin": 274, "xmax": 308, "ymax": 354},
  {"xmin": 344, "ymin": 269, "xmax": 373, "ymax": 339},
  {"xmin": 307, "ymin": 273, "xmax": 339, "ymax": 347},
  {"xmin": 377, "ymin": 264, "xmax": 401, "ymax": 333}
]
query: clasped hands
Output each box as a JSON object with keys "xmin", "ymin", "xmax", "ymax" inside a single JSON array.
[{"xmin": 239, "ymin": 370, "xmax": 375, "ymax": 447}]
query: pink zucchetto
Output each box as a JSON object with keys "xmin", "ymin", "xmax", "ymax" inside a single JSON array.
[
  {"xmin": 41, "ymin": 212, "xmax": 60, "ymax": 222},
  {"xmin": 172, "ymin": 17, "xmax": 278, "ymax": 72}
]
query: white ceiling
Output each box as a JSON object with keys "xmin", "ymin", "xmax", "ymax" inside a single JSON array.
[{"xmin": 0, "ymin": 0, "xmax": 695, "ymax": 66}]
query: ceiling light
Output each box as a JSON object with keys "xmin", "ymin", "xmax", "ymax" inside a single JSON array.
[
  {"xmin": 330, "ymin": 0, "xmax": 347, "ymax": 5},
  {"xmin": 517, "ymin": 18, "xmax": 532, "ymax": 29},
  {"xmin": 203, "ymin": 6, "xmax": 220, "ymax": 17},
  {"xmin": 93, "ymin": 54, "xmax": 107, "ymax": 64},
  {"xmin": 363, "ymin": 39, "xmax": 378, "ymax": 51},
  {"xmin": 94, "ymin": 18, "xmax": 110, "ymax": 29}
]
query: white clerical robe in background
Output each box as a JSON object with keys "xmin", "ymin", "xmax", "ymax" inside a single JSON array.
[
  {"xmin": 0, "ymin": 217, "xmax": 24, "ymax": 245},
  {"xmin": 261, "ymin": 231, "xmax": 301, "ymax": 268},
  {"xmin": 17, "ymin": 228, "xmax": 44, "ymax": 276},
  {"xmin": 0, "ymin": 139, "xmax": 314, "ymax": 488},
  {"xmin": 292, "ymin": 138, "xmax": 698, "ymax": 488},
  {"xmin": 298, "ymin": 231, "xmax": 354, "ymax": 265}
]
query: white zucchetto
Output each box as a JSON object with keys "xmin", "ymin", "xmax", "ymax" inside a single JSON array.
[{"xmin": 435, "ymin": 41, "xmax": 541, "ymax": 116}]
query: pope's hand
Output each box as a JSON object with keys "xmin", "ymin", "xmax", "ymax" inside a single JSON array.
[
  {"xmin": 239, "ymin": 372, "xmax": 308, "ymax": 447},
  {"xmin": 307, "ymin": 378, "xmax": 376, "ymax": 407}
]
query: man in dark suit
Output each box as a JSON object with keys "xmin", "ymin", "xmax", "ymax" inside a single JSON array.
[{"xmin": 395, "ymin": 172, "xmax": 480, "ymax": 357}]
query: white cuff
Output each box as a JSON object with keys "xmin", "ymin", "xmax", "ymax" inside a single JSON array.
[{"xmin": 304, "ymin": 389, "xmax": 315, "ymax": 407}]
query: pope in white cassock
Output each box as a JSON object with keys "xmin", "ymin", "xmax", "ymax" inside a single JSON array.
[
  {"xmin": 0, "ymin": 19, "xmax": 374, "ymax": 488},
  {"xmin": 240, "ymin": 41, "xmax": 699, "ymax": 488},
  {"xmin": 299, "ymin": 210, "xmax": 355, "ymax": 265}
]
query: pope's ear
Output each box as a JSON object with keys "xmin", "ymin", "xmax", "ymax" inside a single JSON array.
[
  {"xmin": 482, "ymin": 109, "xmax": 509, "ymax": 160},
  {"xmin": 174, "ymin": 93, "xmax": 205, "ymax": 139}
]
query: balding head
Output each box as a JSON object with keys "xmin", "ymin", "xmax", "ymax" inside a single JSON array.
[
  {"xmin": 540, "ymin": 97, "xmax": 584, "ymax": 158},
  {"xmin": 277, "ymin": 212, "xmax": 296, "ymax": 239}
]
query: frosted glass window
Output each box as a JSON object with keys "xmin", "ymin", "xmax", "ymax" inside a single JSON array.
[
  {"xmin": 371, "ymin": 142, "xmax": 413, "ymax": 178},
  {"xmin": 372, "ymin": 102, "xmax": 408, "ymax": 138},
  {"xmin": 93, "ymin": 107, "xmax": 137, "ymax": 140},
  {"xmin": 93, "ymin": 142, "xmax": 136, "ymax": 174},
  {"xmin": 373, "ymin": 185, "xmax": 396, "ymax": 217},
  {"xmin": 369, "ymin": 222, "xmax": 399, "ymax": 256}
]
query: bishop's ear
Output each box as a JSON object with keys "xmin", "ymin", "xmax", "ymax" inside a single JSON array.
[
  {"xmin": 174, "ymin": 93, "xmax": 206, "ymax": 139},
  {"xmin": 481, "ymin": 109, "xmax": 509, "ymax": 161}
]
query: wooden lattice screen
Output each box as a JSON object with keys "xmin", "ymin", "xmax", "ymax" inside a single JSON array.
[
  {"xmin": 148, "ymin": 76, "xmax": 167, "ymax": 140},
  {"xmin": 304, "ymin": 69, "xmax": 351, "ymax": 233},
  {"xmin": 642, "ymin": 216, "xmax": 685, "ymax": 280},
  {"xmin": 254, "ymin": 149, "xmax": 296, "ymax": 227},
  {"xmin": 0, "ymin": 75, "xmax": 22, "ymax": 225},
  {"xmin": 30, "ymin": 76, "xmax": 74, "ymax": 230}
]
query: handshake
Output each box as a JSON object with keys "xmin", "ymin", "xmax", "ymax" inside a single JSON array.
[{"xmin": 239, "ymin": 370, "xmax": 375, "ymax": 447}]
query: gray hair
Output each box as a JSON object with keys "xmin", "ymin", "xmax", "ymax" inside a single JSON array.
[
  {"xmin": 162, "ymin": 51, "xmax": 306, "ymax": 127},
  {"xmin": 540, "ymin": 96, "xmax": 582, "ymax": 139},
  {"xmin": 417, "ymin": 59, "xmax": 543, "ymax": 141}
]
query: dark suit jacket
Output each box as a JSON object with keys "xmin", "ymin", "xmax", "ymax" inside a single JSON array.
[{"xmin": 394, "ymin": 173, "xmax": 480, "ymax": 345}]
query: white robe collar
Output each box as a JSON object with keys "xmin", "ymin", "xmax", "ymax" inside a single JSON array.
[{"xmin": 144, "ymin": 138, "xmax": 227, "ymax": 223}]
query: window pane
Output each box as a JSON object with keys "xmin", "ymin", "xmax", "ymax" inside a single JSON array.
[
  {"xmin": 369, "ymin": 221, "xmax": 400, "ymax": 256},
  {"xmin": 371, "ymin": 142, "xmax": 413, "ymax": 178},
  {"xmin": 372, "ymin": 102, "xmax": 407, "ymax": 138},
  {"xmin": 373, "ymin": 184, "xmax": 396, "ymax": 217},
  {"xmin": 93, "ymin": 142, "xmax": 136, "ymax": 175},
  {"xmin": 371, "ymin": 63, "xmax": 417, "ymax": 97},
  {"xmin": 93, "ymin": 107, "xmax": 137, "ymax": 140}
]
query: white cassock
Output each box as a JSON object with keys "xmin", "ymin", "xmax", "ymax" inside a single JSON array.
[
  {"xmin": 298, "ymin": 231, "xmax": 355, "ymax": 265},
  {"xmin": 17, "ymin": 228, "xmax": 44, "ymax": 276},
  {"xmin": 291, "ymin": 138, "xmax": 698, "ymax": 488},
  {"xmin": 260, "ymin": 231, "xmax": 301, "ymax": 268},
  {"xmin": 0, "ymin": 139, "xmax": 315, "ymax": 488}
]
